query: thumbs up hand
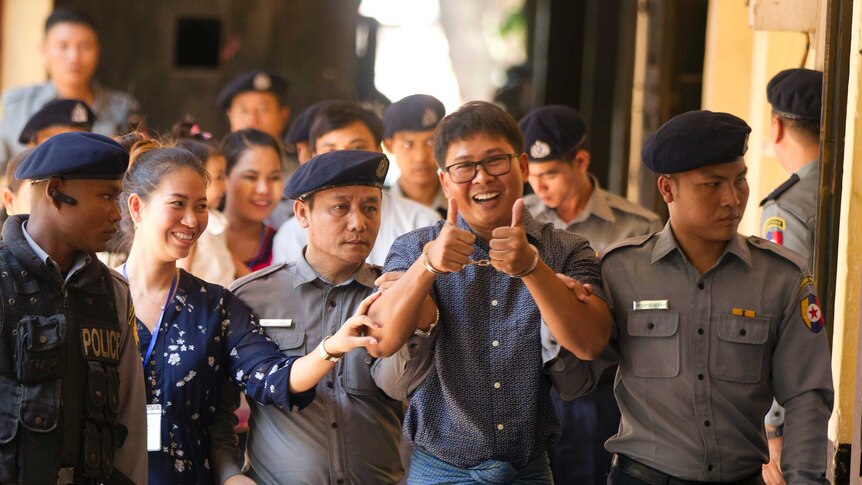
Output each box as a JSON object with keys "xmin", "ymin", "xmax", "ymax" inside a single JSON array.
[
  {"xmin": 424, "ymin": 198, "xmax": 477, "ymax": 273},
  {"xmin": 489, "ymin": 198, "xmax": 538, "ymax": 277}
]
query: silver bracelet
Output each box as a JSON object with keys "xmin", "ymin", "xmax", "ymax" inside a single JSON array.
[
  {"xmin": 509, "ymin": 245, "xmax": 539, "ymax": 278},
  {"xmin": 422, "ymin": 248, "xmax": 447, "ymax": 275}
]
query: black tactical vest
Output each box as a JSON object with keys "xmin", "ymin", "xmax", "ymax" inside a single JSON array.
[{"xmin": 0, "ymin": 242, "xmax": 124, "ymax": 484}]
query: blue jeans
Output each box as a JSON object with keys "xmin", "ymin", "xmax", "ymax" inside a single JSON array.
[{"xmin": 408, "ymin": 448, "xmax": 554, "ymax": 485}]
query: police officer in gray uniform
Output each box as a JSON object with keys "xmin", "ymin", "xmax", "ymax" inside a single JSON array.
[
  {"xmin": 759, "ymin": 67, "xmax": 823, "ymax": 482},
  {"xmin": 519, "ymin": 105, "xmax": 661, "ymax": 485},
  {"xmin": 0, "ymin": 9, "xmax": 140, "ymax": 168},
  {"xmin": 0, "ymin": 132, "xmax": 146, "ymax": 484},
  {"xmin": 602, "ymin": 111, "xmax": 832, "ymax": 484},
  {"xmin": 222, "ymin": 150, "xmax": 404, "ymax": 484},
  {"xmin": 520, "ymin": 106, "xmax": 661, "ymax": 252}
]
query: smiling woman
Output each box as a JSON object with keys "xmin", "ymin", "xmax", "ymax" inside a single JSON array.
[{"xmin": 221, "ymin": 128, "xmax": 283, "ymax": 272}]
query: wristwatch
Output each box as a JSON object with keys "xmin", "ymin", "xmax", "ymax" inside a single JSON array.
[{"xmin": 319, "ymin": 336, "xmax": 343, "ymax": 362}]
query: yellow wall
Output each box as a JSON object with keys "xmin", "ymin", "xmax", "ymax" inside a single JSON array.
[
  {"xmin": 829, "ymin": 0, "xmax": 862, "ymax": 450},
  {"xmin": 0, "ymin": 0, "xmax": 52, "ymax": 93}
]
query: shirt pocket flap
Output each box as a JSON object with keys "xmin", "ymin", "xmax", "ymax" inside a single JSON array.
[
  {"xmin": 264, "ymin": 328, "xmax": 305, "ymax": 353},
  {"xmin": 627, "ymin": 310, "xmax": 679, "ymax": 338},
  {"xmin": 717, "ymin": 315, "xmax": 769, "ymax": 344}
]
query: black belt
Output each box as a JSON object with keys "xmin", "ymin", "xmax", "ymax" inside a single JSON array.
[{"xmin": 611, "ymin": 455, "xmax": 764, "ymax": 485}]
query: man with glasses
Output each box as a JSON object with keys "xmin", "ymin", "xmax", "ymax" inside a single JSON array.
[
  {"xmin": 366, "ymin": 101, "xmax": 612, "ymax": 484},
  {"xmin": 520, "ymin": 105, "xmax": 661, "ymax": 484}
]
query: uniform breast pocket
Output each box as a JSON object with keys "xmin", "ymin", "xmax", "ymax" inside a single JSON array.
[
  {"xmin": 625, "ymin": 310, "xmax": 680, "ymax": 378},
  {"xmin": 263, "ymin": 328, "xmax": 306, "ymax": 357},
  {"xmin": 711, "ymin": 315, "xmax": 769, "ymax": 384},
  {"xmin": 342, "ymin": 349, "xmax": 380, "ymax": 396}
]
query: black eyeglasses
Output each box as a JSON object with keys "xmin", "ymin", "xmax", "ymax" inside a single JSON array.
[{"xmin": 442, "ymin": 153, "xmax": 516, "ymax": 184}]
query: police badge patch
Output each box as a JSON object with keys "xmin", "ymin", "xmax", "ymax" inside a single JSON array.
[
  {"xmin": 530, "ymin": 140, "xmax": 551, "ymax": 160},
  {"xmin": 762, "ymin": 217, "xmax": 785, "ymax": 245},
  {"xmin": 797, "ymin": 276, "xmax": 824, "ymax": 333}
]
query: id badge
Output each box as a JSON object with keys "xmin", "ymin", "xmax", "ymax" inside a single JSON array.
[{"xmin": 146, "ymin": 404, "xmax": 162, "ymax": 451}]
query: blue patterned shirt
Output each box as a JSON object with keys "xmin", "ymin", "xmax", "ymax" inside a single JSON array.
[{"xmin": 383, "ymin": 210, "xmax": 605, "ymax": 468}]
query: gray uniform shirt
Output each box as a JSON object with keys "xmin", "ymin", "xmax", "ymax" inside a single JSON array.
[
  {"xmin": 760, "ymin": 160, "xmax": 819, "ymax": 269},
  {"xmin": 0, "ymin": 81, "xmax": 140, "ymax": 166},
  {"xmin": 524, "ymin": 177, "xmax": 662, "ymax": 252},
  {"xmin": 600, "ymin": 226, "xmax": 832, "ymax": 483},
  {"xmin": 227, "ymin": 257, "xmax": 404, "ymax": 485}
]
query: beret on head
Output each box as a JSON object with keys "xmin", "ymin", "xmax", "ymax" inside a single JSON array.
[
  {"xmin": 16, "ymin": 132, "xmax": 129, "ymax": 180},
  {"xmin": 383, "ymin": 94, "xmax": 445, "ymax": 138},
  {"xmin": 284, "ymin": 100, "xmax": 338, "ymax": 145},
  {"xmin": 18, "ymin": 99, "xmax": 95, "ymax": 144},
  {"xmin": 642, "ymin": 110, "xmax": 751, "ymax": 174},
  {"xmin": 766, "ymin": 68, "xmax": 823, "ymax": 121},
  {"xmin": 518, "ymin": 105, "xmax": 587, "ymax": 161},
  {"xmin": 283, "ymin": 149, "xmax": 389, "ymax": 199},
  {"xmin": 216, "ymin": 70, "xmax": 289, "ymax": 110}
]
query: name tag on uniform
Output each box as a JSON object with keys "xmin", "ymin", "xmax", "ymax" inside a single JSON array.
[
  {"xmin": 259, "ymin": 319, "xmax": 293, "ymax": 328},
  {"xmin": 633, "ymin": 300, "xmax": 669, "ymax": 310},
  {"xmin": 146, "ymin": 404, "xmax": 162, "ymax": 451}
]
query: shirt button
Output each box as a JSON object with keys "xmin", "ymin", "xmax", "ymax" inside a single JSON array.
[
  {"xmin": 491, "ymin": 299, "xmax": 498, "ymax": 306},
  {"xmin": 496, "ymin": 423, "xmax": 504, "ymax": 431},
  {"xmin": 698, "ymin": 283, "xmax": 705, "ymax": 290},
  {"xmin": 697, "ymin": 328, "xmax": 704, "ymax": 335},
  {"xmin": 326, "ymin": 382, "xmax": 334, "ymax": 389},
  {"xmin": 493, "ymin": 382, "xmax": 501, "ymax": 389},
  {"xmin": 329, "ymin": 300, "xmax": 336, "ymax": 308},
  {"xmin": 739, "ymin": 329, "xmax": 747, "ymax": 336},
  {"xmin": 34, "ymin": 416, "xmax": 42, "ymax": 425},
  {"xmin": 707, "ymin": 464, "xmax": 714, "ymax": 471},
  {"xmin": 704, "ymin": 420, "xmax": 711, "ymax": 427},
  {"xmin": 492, "ymin": 340, "xmax": 500, "ymax": 347},
  {"xmin": 331, "ymin": 422, "xmax": 338, "ymax": 429},
  {"xmin": 337, "ymin": 480, "xmax": 344, "ymax": 485},
  {"xmin": 698, "ymin": 374, "xmax": 704, "ymax": 380}
]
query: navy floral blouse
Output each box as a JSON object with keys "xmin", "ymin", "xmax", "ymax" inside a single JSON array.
[{"xmin": 136, "ymin": 270, "xmax": 314, "ymax": 484}]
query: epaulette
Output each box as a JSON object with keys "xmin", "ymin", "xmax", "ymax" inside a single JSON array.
[
  {"xmin": 229, "ymin": 262, "xmax": 289, "ymax": 291},
  {"xmin": 760, "ymin": 174, "xmax": 800, "ymax": 206},
  {"xmin": 746, "ymin": 235, "xmax": 808, "ymax": 273},
  {"xmin": 599, "ymin": 232, "xmax": 656, "ymax": 261},
  {"xmin": 107, "ymin": 266, "xmax": 130, "ymax": 288}
]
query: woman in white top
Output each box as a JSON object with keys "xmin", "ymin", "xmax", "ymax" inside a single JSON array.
[{"xmin": 175, "ymin": 135, "xmax": 249, "ymax": 285}]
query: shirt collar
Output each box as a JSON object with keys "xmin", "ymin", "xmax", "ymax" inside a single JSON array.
[
  {"xmin": 21, "ymin": 221, "xmax": 91, "ymax": 281},
  {"xmin": 392, "ymin": 178, "xmax": 447, "ymax": 211},
  {"xmin": 583, "ymin": 177, "xmax": 616, "ymax": 224},
  {"xmin": 292, "ymin": 248, "xmax": 377, "ymax": 290},
  {"xmin": 651, "ymin": 222, "xmax": 751, "ymax": 268},
  {"xmin": 796, "ymin": 159, "xmax": 819, "ymax": 179}
]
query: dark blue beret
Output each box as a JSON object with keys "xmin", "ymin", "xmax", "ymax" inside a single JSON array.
[
  {"xmin": 284, "ymin": 100, "xmax": 338, "ymax": 145},
  {"xmin": 217, "ymin": 70, "xmax": 289, "ymax": 110},
  {"xmin": 767, "ymin": 68, "xmax": 822, "ymax": 121},
  {"xmin": 284, "ymin": 150, "xmax": 389, "ymax": 199},
  {"xmin": 642, "ymin": 110, "xmax": 751, "ymax": 174},
  {"xmin": 16, "ymin": 132, "xmax": 129, "ymax": 180},
  {"xmin": 383, "ymin": 94, "xmax": 445, "ymax": 138},
  {"xmin": 519, "ymin": 105, "xmax": 587, "ymax": 161},
  {"xmin": 18, "ymin": 99, "xmax": 95, "ymax": 144}
]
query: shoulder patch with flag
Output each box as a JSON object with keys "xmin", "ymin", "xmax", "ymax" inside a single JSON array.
[
  {"xmin": 762, "ymin": 217, "xmax": 785, "ymax": 245},
  {"xmin": 797, "ymin": 276, "xmax": 824, "ymax": 333}
]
